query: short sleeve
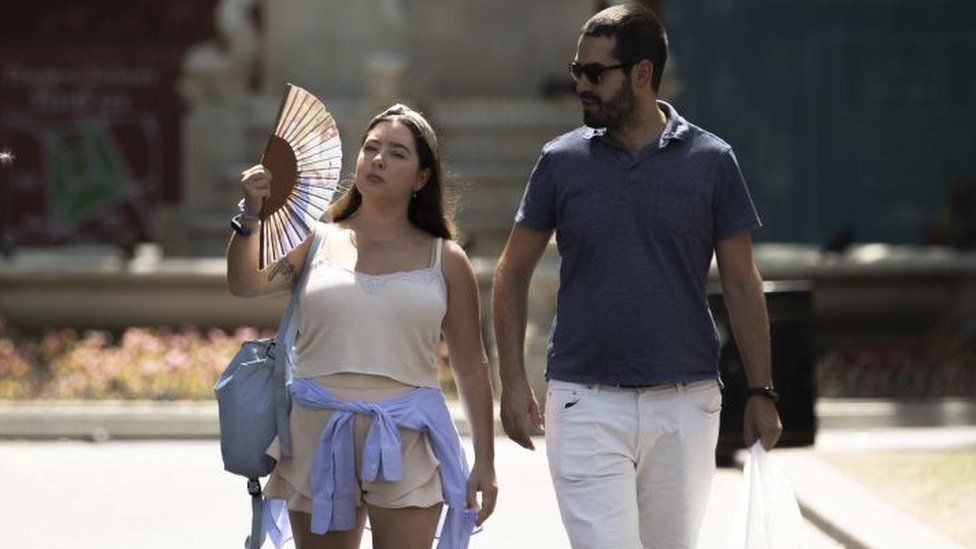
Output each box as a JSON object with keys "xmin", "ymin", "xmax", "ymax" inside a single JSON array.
[
  {"xmin": 714, "ymin": 148, "xmax": 762, "ymax": 242},
  {"xmin": 514, "ymin": 151, "xmax": 557, "ymax": 231}
]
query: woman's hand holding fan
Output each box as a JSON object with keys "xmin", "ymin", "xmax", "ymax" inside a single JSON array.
[
  {"xmin": 256, "ymin": 84, "xmax": 343, "ymax": 269},
  {"xmin": 240, "ymin": 165, "xmax": 272, "ymax": 216}
]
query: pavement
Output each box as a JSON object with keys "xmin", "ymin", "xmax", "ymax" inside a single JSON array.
[
  {"xmin": 0, "ymin": 437, "xmax": 843, "ymax": 549},
  {"xmin": 1, "ymin": 399, "xmax": 973, "ymax": 548}
]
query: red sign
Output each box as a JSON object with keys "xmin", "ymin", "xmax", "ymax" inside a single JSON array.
[
  {"xmin": 1, "ymin": 56, "xmax": 185, "ymax": 251},
  {"xmin": 0, "ymin": 2, "xmax": 220, "ymax": 253}
]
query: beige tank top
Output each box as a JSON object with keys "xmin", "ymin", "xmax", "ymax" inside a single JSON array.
[{"xmin": 294, "ymin": 222, "xmax": 447, "ymax": 387}]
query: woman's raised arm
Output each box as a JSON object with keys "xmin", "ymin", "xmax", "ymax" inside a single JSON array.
[{"xmin": 226, "ymin": 164, "xmax": 314, "ymax": 297}]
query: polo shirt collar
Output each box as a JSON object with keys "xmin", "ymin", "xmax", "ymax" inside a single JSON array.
[
  {"xmin": 583, "ymin": 126, "xmax": 606, "ymax": 139},
  {"xmin": 583, "ymin": 100, "xmax": 690, "ymax": 149},
  {"xmin": 657, "ymin": 100, "xmax": 690, "ymax": 147}
]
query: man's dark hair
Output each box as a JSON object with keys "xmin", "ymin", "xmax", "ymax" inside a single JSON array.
[{"xmin": 581, "ymin": 4, "xmax": 668, "ymax": 93}]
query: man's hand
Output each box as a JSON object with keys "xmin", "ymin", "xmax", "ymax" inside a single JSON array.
[
  {"xmin": 743, "ymin": 396, "xmax": 782, "ymax": 450},
  {"xmin": 500, "ymin": 382, "xmax": 544, "ymax": 450}
]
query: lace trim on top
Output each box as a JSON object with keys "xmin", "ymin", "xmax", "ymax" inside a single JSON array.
[
  {"xmin": 309, "ymin": 257, "xmax": 444, "ymax": 295},
  {"xmin": 307, "ymin": 225, "xmax": 444, "ymax": 295}
]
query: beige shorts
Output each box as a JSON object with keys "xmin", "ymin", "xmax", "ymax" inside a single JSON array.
[{"xmin": 264, "ymin": 373, "xmax": 443, "ymax": 512}]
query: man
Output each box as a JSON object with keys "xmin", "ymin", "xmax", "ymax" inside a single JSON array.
[{"xmin": 492, "ymin": 4, "xmax": 782, "ymax": 548}]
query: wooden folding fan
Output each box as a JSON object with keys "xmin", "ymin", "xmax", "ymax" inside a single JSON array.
[{"xmin": 259, "ymin": 83, "xmax": 342, "ymax": 269}]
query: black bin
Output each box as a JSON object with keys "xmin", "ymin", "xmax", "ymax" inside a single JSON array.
[{"xmin": 707, "ymin": 280, "xmax": 816, "ymax": 463}]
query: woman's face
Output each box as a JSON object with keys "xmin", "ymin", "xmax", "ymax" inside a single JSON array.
[{"xmin": 354, "ymin": 119, "xmax": 429, "ymax": 203}]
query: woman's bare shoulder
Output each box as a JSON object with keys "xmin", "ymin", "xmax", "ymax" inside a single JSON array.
[{"xmin": 440, "ymin": 239, "xmax": 475, "ymax": 283}]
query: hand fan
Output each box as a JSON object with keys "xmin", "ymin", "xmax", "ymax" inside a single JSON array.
[{"xmin": 259, "ymin": 83, "xmax": 342, "ymax": 269}]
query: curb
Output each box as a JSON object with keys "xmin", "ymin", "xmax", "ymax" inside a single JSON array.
[
  {"xmin": 0, "ymin": 400, "xmax": 219, "ymax": 441},
  {"xmin": 816, "ymin": 398, "xmax": 976, "ymax": 430},
  {"xmin": 767, "ymin": 450, "xmax": 963, "ymax": 549},
  {"xmin": 8, "ymin": 398, "xmax": 975, "ymax": 440},
  {"xmin": 0, "ymin": 400, "xmax": 497, "ymax": 441}
]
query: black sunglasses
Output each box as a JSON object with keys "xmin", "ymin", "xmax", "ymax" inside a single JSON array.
[{"xmin": 568, "ymin": 61, "xmax": 636, "ymax": 85}]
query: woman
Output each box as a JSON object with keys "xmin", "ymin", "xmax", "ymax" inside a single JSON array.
[{"xmin": 227, "ymin": 104, "xmax": 497, "ymax": 549}]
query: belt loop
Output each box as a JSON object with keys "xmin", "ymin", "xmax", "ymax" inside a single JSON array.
[
  {"xmin": 677, "ymin": 382, "xmax": 686, "ymax": 394},
  {"xmin": 589, "ymin": 383, "xmax": 600, "ymax": 396}
]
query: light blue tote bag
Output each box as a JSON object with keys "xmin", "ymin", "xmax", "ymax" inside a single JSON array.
[{"xmin": 215, "ymin": 225, "xmax": 324, "ymax": 548}]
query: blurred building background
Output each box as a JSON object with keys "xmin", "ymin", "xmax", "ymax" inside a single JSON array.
[
  {"xmin": 2, "ymin": 0, "xmax": 600, "ymax": 257},
  {"xmin": 666, "ymin": 1, "xmax": 976, "ymax": 246},
  {"xmin": 2, "ymin": 0, "xmax": 976, "ymax": 401},
  {"xmin": 3, "ymin": 0, "xmax": 974, "ymax": 254}
]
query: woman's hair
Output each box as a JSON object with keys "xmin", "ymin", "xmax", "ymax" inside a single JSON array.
[{"xmin": 327, "ymin": 103, "xmax": 456, "ymax": 240}]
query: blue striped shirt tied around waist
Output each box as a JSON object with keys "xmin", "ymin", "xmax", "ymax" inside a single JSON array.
[{"xmin": 262, "ymin": 378, "xmax": 478, "ymax": 548}]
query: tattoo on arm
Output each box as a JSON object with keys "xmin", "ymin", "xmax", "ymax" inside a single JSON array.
[{"xmin": 268, "ymin": 258, "xmax": 296, "ymax": 282}]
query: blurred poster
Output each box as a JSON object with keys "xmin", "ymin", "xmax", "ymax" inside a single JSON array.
[
  {"xmin": 0, "ymin": 2, "xmax": 218, "ymax": 253},
  {"xmin": 1, "ymin": 59, "xmax": 177, "ymax": 251}
]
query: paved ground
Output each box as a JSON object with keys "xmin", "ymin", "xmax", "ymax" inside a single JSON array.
[
  {"xmin": 777, "ymin": 427, "xmax": 974, "ymax": 549},
  {"xmin": 3, "ymin": 399, "xmax": 973, "ymax": 547},
  {"xmin": 0, "ymin": 437, "xmax": 840, "ymax": 548}
]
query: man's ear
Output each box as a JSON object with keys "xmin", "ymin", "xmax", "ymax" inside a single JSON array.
[{"xmin": 635, "ymin": 59, "xmax": 654, "ymax": 89}]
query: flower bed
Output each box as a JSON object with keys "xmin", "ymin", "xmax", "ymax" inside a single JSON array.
[
  {"xmin": 817, "ymin": 340, "xmax": 976, "ymax": 398},
  {"xmin": 6, "ymin": 314, "xmax": 971, "ymax": 400},
  {"xmin": 0, "ymin": 317, "xmax": 459, "ymax": 400},
  {"xmin": 0, "ymin": 318, "xmax": 272, "ymax": 400}
]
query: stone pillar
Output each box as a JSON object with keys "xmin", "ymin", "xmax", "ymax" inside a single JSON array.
[{"xmin": 171, "ymin": 0, "xmax": 261, "ymax": 255}]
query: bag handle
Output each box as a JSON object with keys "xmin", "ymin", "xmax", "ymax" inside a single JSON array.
[{"xmin": 273, "ymin": 222, "xmax": 327, "ymax": 459}]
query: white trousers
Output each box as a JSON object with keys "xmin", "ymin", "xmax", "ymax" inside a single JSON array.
[{"xmin": 544, "ymin": 378, "xmax": 722, "ymax": 549}]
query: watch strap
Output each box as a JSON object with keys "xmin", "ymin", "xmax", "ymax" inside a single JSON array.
[
  {"xmin": 231, "ymin": 214, "xmax": 254, "ymax": 237},
  {"xmin": 747, "ymin": 386, "xmax": 781, "ymax": 403}
]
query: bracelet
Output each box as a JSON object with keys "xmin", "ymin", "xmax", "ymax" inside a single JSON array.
[
  {"xmin": 237, "ymin": 199, "xmax": 262, "ymax": 223},
  {"xmin": 231, "ymin": 214, "xmax": 254, "ymax": 237}
]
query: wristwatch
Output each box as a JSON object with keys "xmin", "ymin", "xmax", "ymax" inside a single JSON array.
[
  {"xmin": 231, "ymin": 214, "xmax": 257, "ymax": 237},
  {"xmin": 232, "ymin": 199, "xmax": 262, "ymax": 237},
  {"xmin": 747, "ymin": 386, "xmax": 781, "ymax": 403}
]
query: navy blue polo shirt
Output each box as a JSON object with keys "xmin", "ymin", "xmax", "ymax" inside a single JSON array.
[{"xmin": 515, "ymin": 101, "xmax": 761, "ymax": 386}]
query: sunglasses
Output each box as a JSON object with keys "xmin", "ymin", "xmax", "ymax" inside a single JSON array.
[{"xmin": 567, "ymin": 61, "xmax": 636, "ymax": 85}]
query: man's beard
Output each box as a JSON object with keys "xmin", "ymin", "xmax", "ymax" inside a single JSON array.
[{"xmin": 581, "ymin": 81, "xmax": 636, "ymax": 130}]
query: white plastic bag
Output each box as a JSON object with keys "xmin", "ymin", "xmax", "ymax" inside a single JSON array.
[{"xmin": 727, "ymin": 442, "xmax": 804, "ymax": 549}]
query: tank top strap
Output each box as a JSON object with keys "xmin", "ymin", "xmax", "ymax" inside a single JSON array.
[
  {"xmin": 314, "ymin": 220, "xmax": 328, "ymax": 246},
  {"xmin": 432, "ymin": 237, "xmax": 444, "ymax": 269},
  {"xmin": 309, "ymin": 221, "xmax": 331, "ymax": 263}
]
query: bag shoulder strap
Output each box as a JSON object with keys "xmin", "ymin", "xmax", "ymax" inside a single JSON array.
[
  {"xmin": 273, "ymin": 223, "xmax": 327, "ymax": 459},
  {"xmin": 277, "ymin": 222, "xmax": 328, "ymax": 340}
]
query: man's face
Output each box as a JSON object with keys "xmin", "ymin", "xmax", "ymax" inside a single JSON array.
[{"xmin": 573, "ymin": 35, "xmax": 637, "ymax": 130}]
